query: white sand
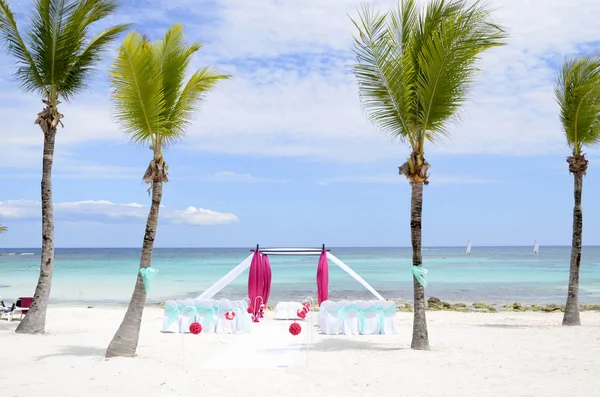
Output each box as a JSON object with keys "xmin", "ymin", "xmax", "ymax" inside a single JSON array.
[{"xmin": 1, "ymin": 307, "xmax": 599, "ymax": 396}]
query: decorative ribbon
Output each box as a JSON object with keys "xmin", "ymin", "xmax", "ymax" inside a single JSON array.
[
  {"xmin": 379, "ymin": 304, "xmax": 396, "ymax": 334},
  {"xmin": 139, "ymin": 268, "xmax": 158, "ymax": 294},
  {"xmin": 357, "ymin": 305, "xmax": 379, "ymax": 334},
  {"xmin": 194, "ymin": 304, "xmax": 216, "ymax": 332},
  {"xmin": 411, "ymin": 266, "xmax": 428, "ymax": 287},
  {"xmin": 163, "ymin": 303, "xmax": 180, "ymax": 330},
  {"xmin": 181, "ymin": 305, "xmax": 197, "ymax": 331},
  {"xmin": 337, "ymin": 305, "xmax": 358, "ymax": 334}
]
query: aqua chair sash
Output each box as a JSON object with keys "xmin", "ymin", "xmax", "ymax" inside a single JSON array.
[
  {"xmin": 139, "ymin": 268, "xmax": 158, "ymax": 294},
  {"xmin": 194, "ymin": 303, "xmax": 216, "ymax": 331},
  {"xmin": 378, "ymin": 304, "xmax": 397, "ymax": 333},
  {"xmin": 411, "ymin": 266, "xmax": 428, "ymax": 287},
  {"xmin": 357, "ymin": 305, "xmax": 379, "ymax": 334},
  {"xmin": 181, "ymin": 305, "xmax": 197, "ymax": 328},
  {"xmin": 338, "ymin": 304, "xmax": 358, "ymax": 333},
  {"xmin": 163, "ymin": 304, "xmax": 180, "ymax": 330}
]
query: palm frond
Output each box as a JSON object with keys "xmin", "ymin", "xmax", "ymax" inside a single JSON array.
[
  {"xmin": 416, "ymin": 0, "xmax": 507, "ymax": 137},
  {"xmin": 152, "ymin": 24, "xmax": 201, "ymax": 138},
  {"xmin": 556, "ymin": 57, "xmax": 600, "ymax": 154},
  {"xmin": 111, "ymin": 24, "xmax": 229, "ymax": 152},
  {"xmin": 0, "ymin": 0, "xmax": 45, "ymax": 92},
  {"xmin": 61, "ymin": 23, "xmax": 129, "ymax": 100},
  {"xmin": 351, "ymin": 4, "xmax": 411, "ymax": 144},
  {"xmin": 110, "ymin": 30, "xmax": 165, "ymax": 146},
  {"xmin": 351, "ymin": 0, "xmax": 506, "ymax": 151},
  {"xmin": 1, "ymin": 0, "xmax": 127, "ymax": 99},
  {"xmin": 163, "ymin": 67, "xmax": 230, "ymax": 147},
  {"xmin": 0, "ymin": 225, "xmax": 6, "ymax": 233}
]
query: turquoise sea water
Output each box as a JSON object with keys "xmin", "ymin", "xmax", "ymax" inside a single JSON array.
[{"xmin": 1, "ymin": 247, "xmax": 600, "ymax": 306}]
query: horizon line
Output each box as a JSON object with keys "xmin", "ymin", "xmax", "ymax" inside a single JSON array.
[{"xmin": 0, "ymin": 245, "xmax": 593, "ymax": 249}]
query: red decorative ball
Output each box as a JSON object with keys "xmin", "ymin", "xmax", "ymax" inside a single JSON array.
[
  {"xmin": 289, "ymin": 322, "xmax": 302, "ymax": 336},
  {"xmin": 247, "ymin": 305, "xmax": 254, "ymax": 314},
  {"xmin": 189, "ymin": 322, "xmax": 202, "ymax": 335},
  {"xmin": 225, "ymin": 311, "xmax": 236, "ymax": 320},
  {"xmin": 296, "ymin": 309, "xmax": 306, "ymax": 319}
]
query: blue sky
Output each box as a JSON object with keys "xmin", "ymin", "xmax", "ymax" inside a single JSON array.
[{"xmin": 2, "ymin": 0, "xmax": 600, "ymax": 248}]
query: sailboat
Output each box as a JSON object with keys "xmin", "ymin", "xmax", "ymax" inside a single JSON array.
[
  {"xmin": 533, "ymin": 240, "xmax": 539, "ymax": 255},
  {"xmin": 465, "ymin": 240, "xmax": 472, "ymax": 255}
]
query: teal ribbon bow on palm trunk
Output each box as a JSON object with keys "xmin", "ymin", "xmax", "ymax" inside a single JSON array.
[{"xmin": 139, "ymin": 268, "xmax": 158, "ymax": 294}]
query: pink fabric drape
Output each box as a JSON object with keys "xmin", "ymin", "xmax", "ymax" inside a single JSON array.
[
  {"xmin": 262, "ymin": 254, "xmax": 272, "ymax": 306},
  {"xmin": 316, "ymin": 251, "xmax": 329, "ymax": 304},
  {"xmin": 248, "ymin": 250, "xmax": 264, "ymax": 313}
]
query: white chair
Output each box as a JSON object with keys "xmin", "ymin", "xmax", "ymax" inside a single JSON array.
[
  {"xmin": 318, "ymin": 300, "xmax": 340, "ymax": 335},
  {"xmin": 194, "ymin": 299, "xmax": 217, "ymax": 333},
  {"xmin": 214, "ymin": 300, "xmax": 236, "ymax": 334},
  {"xmin": 338, "ymin": 300, "xmax": 359, "ymax": 335},
  {"xmin": 232, "ymin": 300, "xmax": 251, "ymax": 332},
  {"xmin": 357, "ymin": 300, "xmax": 380, "ymax": 335},
  {"xmin": 179, "ymin": 299, "xmax": 197, "ymax": 333},
  {"xmin": 380, "ymin": 301, "xmax": 398, "ymax": 334},
  {"xmin": 161, "ymin": 300, "xmax": 181, "ymax": 333}
]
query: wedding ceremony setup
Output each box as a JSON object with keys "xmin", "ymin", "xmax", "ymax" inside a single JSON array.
[{"xmin": 161, "ymin": 246, "xmax": 397, "ymax": 336}]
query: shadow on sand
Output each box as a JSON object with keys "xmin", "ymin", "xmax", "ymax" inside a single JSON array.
[
  {"xmin": 35, "ymin": 345, "xmax": 106, "ymax": 361},
  {"xmin": 0, "ymin": 320, "xmax": 19, "ymax": 332},
  {"xmin": 307, "ymin": 339, "xmax": 403, "ymax": 352},
  {"xmin": 478, "ymin": 324, "xmax": 530, "ymax": 329}
]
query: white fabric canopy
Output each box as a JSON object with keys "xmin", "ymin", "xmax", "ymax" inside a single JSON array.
[
  {"xmin": 196, "ymin": 253, "xmax": 253, "ymax": 300},
  {"xmin": 326, "ymin": 253, "xmax": 385, "ymax": 301},
  {"xmin": 194, "ymin": 249, "xmax": 386, "ymax": 301}
]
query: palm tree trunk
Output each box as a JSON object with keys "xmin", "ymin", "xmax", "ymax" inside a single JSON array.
[
  {"xmin": 106, "ymin": 179, "xmax": 163, "ymax": 357},
  {"xmin": 563, "ymin": 170, "xmax": 583, "ymax": 326},
  {"xmin": 16, "ymin": 130, "xmax": 56, "ymax": 334},
  {"xmin": 410, "ymin": 182, "xmax": 429, "ymax": 350}
]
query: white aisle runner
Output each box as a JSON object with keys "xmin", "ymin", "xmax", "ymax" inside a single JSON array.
[{"xmin": 201, "ymin": 323, "xmax": 306, "ymax": 369}]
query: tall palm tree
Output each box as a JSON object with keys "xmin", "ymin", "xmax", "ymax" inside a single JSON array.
[
  {"xmin": 105, "ymin": 24, "xmax": 230, "ymax": 358},
  {"xmin": 0, "ymin": 0, "xmax": 128, "ymax": 334},
  {"xmin": 351, "ymin": 0, "xmax": 506, "ymax": 349},
  {"xmin": 555, "ymin": 57, "xmax": 600, "ymax": 326}
]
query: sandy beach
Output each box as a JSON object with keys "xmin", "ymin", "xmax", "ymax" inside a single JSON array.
[{"xmin": 1, "ymin": 307, "xmax": 599, "ymax": 396}]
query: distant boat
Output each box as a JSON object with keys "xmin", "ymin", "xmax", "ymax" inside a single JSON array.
[
  {"xmin": 533, "ymin": 240, "xmax": 539, "ymax": 255},
  {"xmin": 465, "ymin": 240, "xmax": 472, "ymax": 255}
]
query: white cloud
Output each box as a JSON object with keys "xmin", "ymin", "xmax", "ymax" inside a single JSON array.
[
  {"xmin": 0, "ymin": 199, "xmax": 238, "ymax": 226},
  {"xmin": 166, "ymin": 206, "xmax": 239, "ymax": 226},
  {"xmin": 319, "ymin": 174, "xmax": 495, "ymax": 186},
  {"xmin": 1, "ymin": 0, "xmax": 599, "ymax": 168}
]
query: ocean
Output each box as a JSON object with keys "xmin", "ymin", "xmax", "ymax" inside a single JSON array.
[{"xmin": 1, "ymin": 246, "xmax": 599, "ymax": 306}]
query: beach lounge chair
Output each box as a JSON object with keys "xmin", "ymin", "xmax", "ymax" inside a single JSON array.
[
  {"xmin": 2, "ymin": 297, "xmax": 33, "ymax": 322},
  {"xmin": 0, "ymin": 297, "xmax": 12, "ymax": 318}
]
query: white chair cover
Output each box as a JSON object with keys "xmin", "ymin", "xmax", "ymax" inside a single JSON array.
[
  {"xmin": 338, "ymin": 300, "xmax": 360, "ymax": 335},
  {"xmin": 381, "ymin": 301, "xmax": 398, "ymax": 334},
  {"xmin": 318, "ymin": 300, "xmax": 340, "ymax": 335},
  {"xmin": 179, "ymin": 298, "xmax": 197, "ymax": 333},
  {"xmin": 358, "ymin": 300, "xmax": 380, "ymax": 335},
  {"xmin": 162, "ymin": 300, "xmax": 180, "ymax": 333}
]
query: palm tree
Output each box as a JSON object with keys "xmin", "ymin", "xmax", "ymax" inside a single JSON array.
[
  {"xmin": 105, "ymin": 24, "xmax": 230, "ymax": 358},
  {"xmin": 351, "ymin": 0, "xmax": 506, "ymax": 349},
  {"xmin": 0, "ymin": 0, "xmax": 128, "ymax": 334},
  {"xmin": 555, "ymin": 57, "xmax": 600, "ymax": 326},
  {"xmin": 0, "ymin": 225, "xmax": 6, "ymax": 233}
]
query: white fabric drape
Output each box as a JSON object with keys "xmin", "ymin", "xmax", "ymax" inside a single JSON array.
[
  {"xmin": 326, "ymin": 253, "xmax": 385, "ymax": 301},
  {"xmin": 196, "ymin": 253, "xmax": 254, "ymax": 300}
]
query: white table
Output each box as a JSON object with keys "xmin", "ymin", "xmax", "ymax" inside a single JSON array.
[{"xmin": 274, "ymin": 301, "xmax": 304, "ymax": 320}]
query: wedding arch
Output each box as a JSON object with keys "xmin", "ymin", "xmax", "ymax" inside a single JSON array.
[{"xmin": 196, "ymin": 245, "xmax": 385, "ymax": 307}]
